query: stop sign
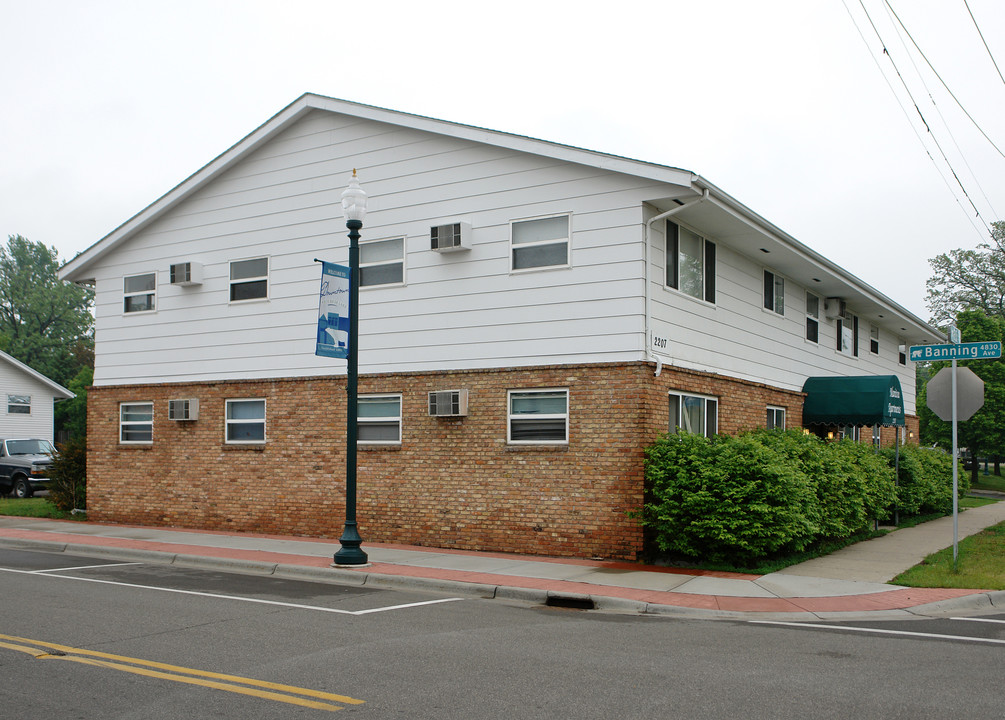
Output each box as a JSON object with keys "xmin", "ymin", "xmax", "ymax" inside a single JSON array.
[{"xmin": 926, "ymin": 366, "xmax": 985, "ymax": 421}]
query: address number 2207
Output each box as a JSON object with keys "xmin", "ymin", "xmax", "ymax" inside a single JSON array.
[{"xmin": 652, "ymin": 336, "xmax": 668, "ymax": 350}]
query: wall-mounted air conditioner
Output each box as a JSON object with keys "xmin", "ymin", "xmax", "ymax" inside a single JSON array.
[
  {"xmin": 169, "ymin": 261, "xmax": 203, "ymax": 286},
  {"xmin": 428, "ymin": 389, "xmax": 469, "ymax": 417},
  {"xmin": 823, "ymin": 297, "xmax": 846, "ymax": 320},
  {"xmin": 430, "ymin": 222, "xmax": 471, "ymax": 253},
  {"xmin": 168, "ymin": 398, "xmax": 199, "ymax": 421}
]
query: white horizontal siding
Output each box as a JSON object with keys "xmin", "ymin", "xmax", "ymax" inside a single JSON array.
[{"xmin": 0, "ymin": 366, "xmax": 58, "ymax": 443}]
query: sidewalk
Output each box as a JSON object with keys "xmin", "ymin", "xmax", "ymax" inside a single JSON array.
[{"xmin": 1, "ymin": 503, "xmax": 1003, "ymax": 621}]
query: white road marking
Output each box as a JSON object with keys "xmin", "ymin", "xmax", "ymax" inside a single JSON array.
[
  {"xmin": 951, "ymin": 616, "xmax": 1005, "ymax": 625},
  {"xmin": 0, "ymin": 566, "xmax": 463, "ymax": 615},
  {"xmin": 752, "ymin": 620, "xmax": 1005, "ymax": 646},
  {"xmin": 31, "ymin": 562, "xmax": 142, "ymax": 574}
]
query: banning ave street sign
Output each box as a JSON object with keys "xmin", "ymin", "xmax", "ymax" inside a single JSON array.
[
  {"xmin": 909, "ymin": 341, "xmax": 1002, "ymax": 362},
  {"xmin": 926, "ymin": 366, "xmax": 985, "ymax": 422}
]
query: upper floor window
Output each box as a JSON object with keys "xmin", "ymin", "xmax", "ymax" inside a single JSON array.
[
  {"xmin": 511, "ymin": 215, "xmax": 570, "ymax": 271},
  {"xmin": 225, "ymin": 398, "xmax": 266, "ymax": 444},
  {"xmin": 806, "ymin": 293, "xmax": 820, "ymax": 343},
  {"xmin": 870, "ymin": 324, "xmax": 880, "ymax": 355},
  {"xmin": 766, "ymin": 406, "xmax": 786, "ymax": 430},
  {"xmin": 899, "ymin": 343, "xmax": 907, "ymax": 366},
  {"xmin": 230, "ymin": 258, "xmax": 269, "ymax": 302},
  {"xmin": 360, "ymin": 238, "xmax": 405, "ymax": 287},
  {"xmin": 357, "ymin": 394, "xmax": 402, "ymax": 444},
  {"xmin": 666, "ymin": 221, "xmax": 715, "ymax": 303},
  {"xmin": 669, "ymin": 391, "xmax": 718, "ymax": 438},
  {"xmin": 120, "ymin": 402, "xmax": 153, "ymax": 444},
  {"xmin": 508, "ymin": 389, "xmax": 569, "ymax": 444},
  {"xmin": 7, "ymin": 394, "xmax": 30, "ymax": 415},
  {"xmin": 837, "ymin": 308, "xmax": 859, "ymax": 357},
  {"xmin": 123, "ymin": 273, "xmax": 156, "ymax": 313},
  {"xmin": 763, "ymin": 270, "xmax": 784, "ymax": 315}
]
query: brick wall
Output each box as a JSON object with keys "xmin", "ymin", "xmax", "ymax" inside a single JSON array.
[{"xmin": 86, "ymin": 361, "xmax": 816, "ymax": 560}]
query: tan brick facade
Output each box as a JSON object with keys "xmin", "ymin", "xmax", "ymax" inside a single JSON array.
[{"xmin": 87, "ymin": 361, "xmax": 906, "ymax": 560}]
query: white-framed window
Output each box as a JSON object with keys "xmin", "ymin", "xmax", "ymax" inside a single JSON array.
[
  {"xmin": 837, "ymin": 308, "xmax": 859, "ymax": 356},
  {"xmin": 839, "ymin": 425, "xmax": 860, "ymax": 442},
  {"xmin": 123, "ymin": 273, "xmax": 156, "ymax": 313},
  {"xmin": 766, "ymin": 406, "xmax": 786, "ymax": 430},
  {"xmin": 763, "ymin": 270, "xmax": 784, "ymax": 315},
  {"xmin": 120, "ymin": 402, "xmax": 153, "ymax": 444},
  {"xmin": 510, "ymin": 214, "xmax": 570, "ymax": 272},
  {"xmin": 7, "ymin": 394, "xmax": 30, "ymax": 414},
  {"xmin": 230, "ymin": 257, "xmax": 269, "ymax": 302},
  {"xmin": 359, "ymin": 238, "xmax": 405, "ymax": 287},
  {"xmin": 898, "ymin": 343, "xmax": 907, "ymax": 366},
  {"xmin": 666, "ymin": 220, "xmax": 715, "ymax": 303},
  {"xmin": 870, "ymin": 324, "xmax": 880, "ymax": 355},
  {"xmin": 225, "ymin": 398, "xmax": 266, "ymax": 444},
  {"xmin": 806, "ymin": 293, "xmax": 820, "ymax": 343},
  {"xmin": 669, "ymin": 392, "xmax": 718, "ymax": 438},
  {"xmin": 357, "ymin": 394, "xmax": 402, "ymax": 444},
  {"xmin": 508, "ymin": 389, "xmax": 569, "ymax": 444}
]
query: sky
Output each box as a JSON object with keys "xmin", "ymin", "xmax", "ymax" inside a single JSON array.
[{"xmin": 2, "ymin": 0, "xmax": 1003, "ymax": 322}]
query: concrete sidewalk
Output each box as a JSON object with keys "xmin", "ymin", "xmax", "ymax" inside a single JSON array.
[{"xmin": 1, "ymin": 504, "xmax": 1003, "ymax": 621}]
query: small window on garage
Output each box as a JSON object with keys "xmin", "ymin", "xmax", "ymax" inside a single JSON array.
[{"xmin": 7, "ymin": 394, "xmax": 31, "ymax": 415}]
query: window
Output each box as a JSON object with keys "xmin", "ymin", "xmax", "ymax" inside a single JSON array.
[
  {"xmin": 123, "ymin": 273, "xmax": 156, "ymax": 313},
  {"xmin": 120, "ymin": 402, "xmax": 153, "ymax": 444},
  {"xmin": 359, "ymin": 238, "xmax": 404, "ymax": 286},
  {"xmin": 899, "ymin": 343, "xmax": 907, "ymax": 366},
  {"xmin": 511, "ymin": 215, "xmax": 570, "ymax": 271},
  {"xmin": 669, "ymin": 392, "xmax": 718, "ymax": 438},
  {"xmin": 870, "ymin": 325, "xmax": 880, "ymax": 355},
  {"xmin": 230, "ymin": 258, "xmax": 269, "ymax": 301},
  {"xmin": 839, "ymin": 425, "xmax": 860, "ymax": 442},
  {"xmin": 226, "ymin": 398, "xmax": 266, "ymax": 443},
  {"xmin": 872, "ymin": 425, "xmax": 881, "ymax": 447},
  {"xmin": 7, "ymin": 394, "xmax": 30, "ymax": 414},
  {"xmin": 806, "ymin": 293, "xmax": 819, "ymax": 343},
  {"xmin": 766, "ymin": 406, "xmax": 786, "ymax": 430},
  {"xmin": 763, "ymin": 270, "xmax": 784, "ymax": 315},
  {"xmin": 358, "ymin": 395, "xmax": 402, "ymax": 444},
  {"xmin": 508, "ymin": 389, "xmax": 568, "ymax": 444},
  {"xmin": 666, "ymin": 221, "xmax": 715, "ymax": 303},
  {"xmin": 837, "ymin": 308, "xmax": 858, "ymax": 356}
]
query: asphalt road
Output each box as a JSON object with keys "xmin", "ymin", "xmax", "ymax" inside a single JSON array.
[{"xmin": 1, "ymin": 547, "xmax": 1003, "ymax": 719}]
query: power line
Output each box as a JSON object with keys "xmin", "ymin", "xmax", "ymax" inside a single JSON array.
[{"xmin": 964, "ymin": 0, "xmax": 1005, "ymax": 88}]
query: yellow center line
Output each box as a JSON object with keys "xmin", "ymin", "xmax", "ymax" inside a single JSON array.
[{"xmin": 0, "ymin": 633, "xmax": 364, "ymax": 711}]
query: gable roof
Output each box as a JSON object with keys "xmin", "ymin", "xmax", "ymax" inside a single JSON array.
[
  {"xmin": 0, "ymin": 350, "xmax": 74, "ymax": 400},
  {"xmin": 57, "ymin": 92, "xmax": 943, "ymax": 344}
]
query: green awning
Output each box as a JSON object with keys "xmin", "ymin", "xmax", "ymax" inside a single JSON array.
[{"xmin": 801, "ymin": 375, "xmax": 905, "ymax": 427}]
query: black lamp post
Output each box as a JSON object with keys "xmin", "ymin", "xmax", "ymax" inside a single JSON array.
[{"xmin": 334, "ymin": 170, "xmax": 368, "ymax": 566}]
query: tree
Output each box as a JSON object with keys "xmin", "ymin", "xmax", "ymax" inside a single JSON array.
[
  {"xmin": 0, "ymin": 235, "xmax": 93, "ymax": 387},
  {"xmin": 925, "ymin": 221, "xmax": 1005, "ymax": 325},
  {"xmin": 918, "ymin": 310, "xmax": 1005, "ymax": 484}
]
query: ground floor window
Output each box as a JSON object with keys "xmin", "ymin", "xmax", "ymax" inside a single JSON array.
[
  {"xmin": 357, "ymin": 395, "xmax": 402, "ymax": 444},
  {"xmin": 669, "ymin": 392, "xmax": 718, "ymax": 437},
  {"xmin": 226, "ymin": 399, "xmax": 266, "ymax": 444},
  {"xmin": 7, "ymin": 394, "xmax": 30, "ymax": 415},
  {"xmin": 120, "ymin": 402, "xmax": 153, "ymax": 443},
  {"xmin": 508, "ymin": 389, "xmax": 568, "ymax": 444},
  {"xmin": 766, "ymin": 406, "xmax": 786, "ymax": 430}
]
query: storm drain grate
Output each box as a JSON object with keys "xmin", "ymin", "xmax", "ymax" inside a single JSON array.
[{"xmin": 545, "ymin": 594, "xmax": 596, "ymax": 610}]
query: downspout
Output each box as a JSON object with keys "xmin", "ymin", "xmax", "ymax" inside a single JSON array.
[{"xmin": 644, "ymin": 188, "xmax": 709, "ymax": 375}]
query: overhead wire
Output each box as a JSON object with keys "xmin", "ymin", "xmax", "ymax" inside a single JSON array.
[
  {"xmin": 964, "ymin": 0, "xmax": 1005, "ymax": 88},
  {"xmin": 845, "ymin": 0, "xmax": 990, "ymax": 238}
]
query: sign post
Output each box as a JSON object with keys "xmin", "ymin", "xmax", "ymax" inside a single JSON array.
[{"xmin": 912, "ymin": 330, "xmax": 998, "ymax": 570}]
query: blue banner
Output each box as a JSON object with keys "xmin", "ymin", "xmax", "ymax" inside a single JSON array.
[{"xmin": 315, "ymin": 261, "xmax": 350, "ymax": 359}]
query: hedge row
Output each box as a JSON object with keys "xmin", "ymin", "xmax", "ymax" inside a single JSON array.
[{"xmin": 638, "ymin": 429, "xmax": 964, "ymax": 564}]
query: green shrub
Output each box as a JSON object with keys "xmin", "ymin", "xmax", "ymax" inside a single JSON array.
[
  {"xmin": 883, "ymin": 444, "xmax": 966, "ymax": 516},
  {"xmin": 46, "ymin": 436, "xmax": 86, "ymax": 513}
]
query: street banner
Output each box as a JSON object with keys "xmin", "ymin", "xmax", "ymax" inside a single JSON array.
[{"xmin": 315, "ymin": 261, "xmax": 350, "ymax": 359}]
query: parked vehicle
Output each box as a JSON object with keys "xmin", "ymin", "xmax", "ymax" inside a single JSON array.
[{"xmin": 0, "ymin": 438, "xmax": 56, "ymax": 498}]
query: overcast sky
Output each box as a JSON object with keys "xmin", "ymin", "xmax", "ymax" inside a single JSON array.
[{"xmin": 3, "ymin": 0, "xmax": 1003, "ymax": 322}]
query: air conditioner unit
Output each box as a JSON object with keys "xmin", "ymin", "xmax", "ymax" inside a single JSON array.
[
  {"xmin": 430, "ymin": 222, "xmax": 471, "ymax": 253},
  {"xmin": 823, "ymin": 297, "xmax": 846, "ymax": 320},
  {"xmin": 168, "ymin": 398, "xmax": 199, "ymax": 421},
  {"xmin": 428, "ymin": 389, "xmax": 469, "ymax": 417},
  {"xmin": 169, "ymin": 261, "xmax": 203, "ymax": 286}
]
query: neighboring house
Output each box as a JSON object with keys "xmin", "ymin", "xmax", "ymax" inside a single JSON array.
[
  {"xmin": 58, "ymin": 93, "xmax": 942, "ymax": 559},
  {"xmin": 0, "ymin": 350, "xmax": 74, "ymax": 444}
]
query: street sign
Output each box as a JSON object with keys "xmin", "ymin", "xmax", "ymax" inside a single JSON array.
[
  {"xmin": 909, "ymin": 341, "xmax": 1002, "ymax": 362},
  {"xmin": 926, "ymin": 366, "xmax": 985, "ymax": 422}
]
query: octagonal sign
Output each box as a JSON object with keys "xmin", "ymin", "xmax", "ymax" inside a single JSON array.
[{"xmin": 926, "ymin": 366, "xmax": 985, "ymax": 421}]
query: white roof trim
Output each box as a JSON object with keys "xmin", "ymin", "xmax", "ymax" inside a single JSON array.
[{"xmin": 0, "ymin": 350, "xmax": 75, "ymax": 400}]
